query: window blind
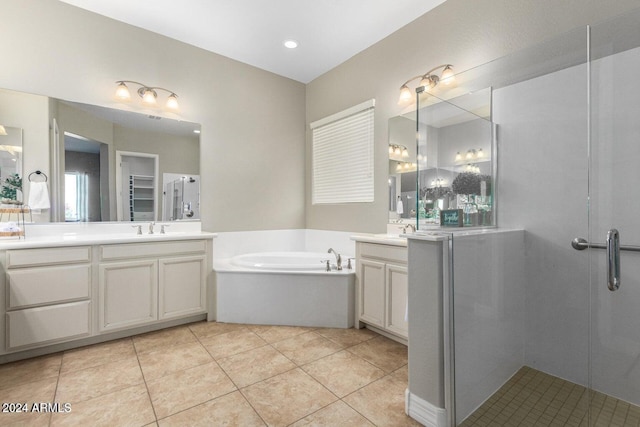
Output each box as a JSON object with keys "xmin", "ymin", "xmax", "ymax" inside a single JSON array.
[{"xmin": 311, "ymin": 99, "xmax": 375, "ymax": 204}]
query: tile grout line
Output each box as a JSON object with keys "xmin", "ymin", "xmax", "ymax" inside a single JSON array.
[{"xmin": 132, "ymin": 335, "xmax": 161, "ymax": 425}]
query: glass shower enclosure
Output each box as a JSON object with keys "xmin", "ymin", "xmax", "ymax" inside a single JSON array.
[{"xmin": 414, "ymin": 7, "xmax": 640, "ymax": 426}]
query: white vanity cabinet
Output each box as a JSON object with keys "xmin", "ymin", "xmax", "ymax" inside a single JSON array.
[
  {"xmin": 355, "ymin": 241, "xmax": 408, "ymax": 341},
  {"xmin": 3, "ymin": 246, "xmax": 92, "ymax": 350},
  {"xmin": 0, "ymin": 231, "xmax": 213, "ymax": 359},
  {"xmin": 98, "ymin": 240, "xmax": 207, "ymax": 332}
]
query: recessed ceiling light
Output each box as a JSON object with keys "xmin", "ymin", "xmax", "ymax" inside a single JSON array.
[
  {"xmin": 193, "ymin": 129, "xmax": 201, "ymax": 134},
  {"xmin": 284, "ymin": 40, "xmax": 298, "ymax": 49}
]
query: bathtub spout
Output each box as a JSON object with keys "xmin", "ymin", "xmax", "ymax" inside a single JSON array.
[{"xmin": 328, "ymin": 248, "xmax": 342, "ymax": 270}]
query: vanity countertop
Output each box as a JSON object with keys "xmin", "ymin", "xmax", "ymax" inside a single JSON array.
[
  {"xmin": 0, "ymin": 231, "xmax": 217, "ymax": 250},
  {"xmin": 350, "ymin": 233, "xmax": 408, "ymax": 247},
  {"xmin": 0, "ymin": 221, "xmax": 216, "ymax": 250},
  {"xmin": 352, "ymin": 227, "xmax": 519, "ymax": 245}
]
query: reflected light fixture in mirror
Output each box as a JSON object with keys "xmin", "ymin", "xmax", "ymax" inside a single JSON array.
[
  {"xmin": 455, "ymin": 148, "xmax": 485, "ymax": 162},
  {"xmin": 115, "ymin": 80, "xmax": 179, "ymax": 111},
  {"xmin": 388, "ymin": 144, "xmax": 409, "ymax": 158},
  {"xmin": 397, "ymin": 64, "xmax": 455, "ymax": 105}
]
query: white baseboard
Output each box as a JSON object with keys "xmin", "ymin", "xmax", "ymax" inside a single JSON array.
[{"xmin": 405, "ymin": 389, "xmax": 447, "ymax": 427}]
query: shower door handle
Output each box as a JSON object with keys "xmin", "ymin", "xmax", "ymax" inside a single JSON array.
[
  {"xmin": 571, "ymin": 228, "xmax": 622, "ymax": 291},
  {"xmin": 606, "ymin": 229, "xmax": 621, "ymax": 291}
]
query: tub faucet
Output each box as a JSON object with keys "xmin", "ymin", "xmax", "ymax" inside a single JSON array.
[{"xmin": 328, "ymin": 248, "xmax": 342, "ymax": 270}]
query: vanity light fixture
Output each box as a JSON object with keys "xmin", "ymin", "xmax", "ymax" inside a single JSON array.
[
  {"xmin": 0, "ymin": 125, "xmax": 6, "ymax": 136},
  {"xmin": 464, "ymin": 164, "xmax": 481, "ymax": 174},
  {"xmin": 455, "ymin": 148, "xmax": 485, "ymax": 163},
  {"xmin": 398, "ymin": 64, "xmax": 455, "ymax": 105},
  {"xmin": 465, "ymin": 149, "xmax": 475, "ymax": 160},
  {"xmin": 389, "ymin": 144, "xmax": 409, "ymax": 158},
  {"xmin": 114, "ymin": 81, "xmax": 179, "ymax": 111},
  {"xmin": 455, "ymin": 148, "xmax": 485, "ymax": 162},
  {"xmin": 395, "ymin": 161, "xmax": 417, "ymax": 172}
]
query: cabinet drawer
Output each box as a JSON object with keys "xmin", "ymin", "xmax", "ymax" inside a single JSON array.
[
  {"xmin": 359, "ymin": 242, "xmax": 407, "ymax": 264},
  {"xmin": 6, "ymin": 301, "xmax": 90, "ymax": 349},
  {"xmin": 7, "ymin": 265, "xmax": 91, "ymax": 309},
  {"xmin": 7, "ymin": 246, "xmax": 91, "ymax": 268},
  {"xmin": 100, "ymin": 240, "xmax": 206, "ymax": 260}
]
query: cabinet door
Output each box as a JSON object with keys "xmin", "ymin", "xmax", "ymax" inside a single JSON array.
[
  {"xmin": 158, "ymin": 255, "xmax": 206, "ymax": 319},
  {"xmin": 99, "ymin": 260, "xmax": 158, "ymax": 332},
  {"xmin": 386, "ymin": 263, "xmax": 409, "ymax": 338},
  {"xmin": 358, "ymin": 258, "xmax": 386, "ymax": 327}
]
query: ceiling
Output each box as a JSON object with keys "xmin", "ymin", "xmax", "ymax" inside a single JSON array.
[{"xmin": 58, "ymin": 0, "xmax": 446, "ymax": 83}]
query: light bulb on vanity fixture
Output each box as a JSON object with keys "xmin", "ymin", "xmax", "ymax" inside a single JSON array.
[
  {"xmin": 455, "ymin": 148, "xmax": 485, "ymax": 163},
  {"xmin": 389, "ymin": 144, "xmax": 409, "ymax": 159},
  {"xmin": 397, "ymin": 64, "xmax": 455, "ymax": 105},
  {"xmin": 114, "ymin": 81, "xmax": 180, "ymax": 111}
]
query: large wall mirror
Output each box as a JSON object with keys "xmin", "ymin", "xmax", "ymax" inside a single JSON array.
[
  {"xmin": 0, "ymin": 88, "xmax": 200, "ymax": 223},
  {"xmin": 388, "ymin": 87, "xmax": 494, "ymax": 227}
]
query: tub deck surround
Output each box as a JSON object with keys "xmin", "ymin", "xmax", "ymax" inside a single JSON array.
[
  {"xmin": 0, "ymin": 221, "xmax": 215, "ymax": 363},
  {"xmin": 214, "ymin": 255, "xmax": 355, "ymax": 329}
]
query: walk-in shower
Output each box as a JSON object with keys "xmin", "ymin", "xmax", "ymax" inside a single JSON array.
[{"xmin": 410, "ymin": 7, "xmax": 640, "ymax": 426}]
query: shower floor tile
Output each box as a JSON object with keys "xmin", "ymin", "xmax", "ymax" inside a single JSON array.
[{"xmin": 460, "ymin": 366, "xmax": 640, "ymax": 427}]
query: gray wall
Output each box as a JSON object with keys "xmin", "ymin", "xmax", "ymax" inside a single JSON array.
[
  {"xmin": 305, "ymin": 0, "xmax": 640, "ymax": 233},
  {"xmin": 0, "ymin": 0, "xmax": 306, "ymax": 232},
  {"xmin": 2, "ymin": 0, "xmax": 640, "ymax": 234}
]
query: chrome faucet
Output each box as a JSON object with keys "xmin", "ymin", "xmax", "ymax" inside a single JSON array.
[
  {"xmin": 402, "ymin": 224, "xmax": 416, "ymax": 233},
  {"xmin": 328, "ymin": 248, "xmax": 342, "ymax": 270},
  {"xmin": 148, "ymin": 222, "xmax": 155, "ymax": 234}
]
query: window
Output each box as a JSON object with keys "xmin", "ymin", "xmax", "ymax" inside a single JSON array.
[
  {"xmin": 311, "ymin": 99, "xmax": 375, "ymax": 204},
  {"xmin": 65, "ymin": 172, "xmax": 88, "ymax": 222}
]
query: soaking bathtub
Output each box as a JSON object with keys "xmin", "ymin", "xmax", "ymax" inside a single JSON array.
[{"xmin": 213, "ymin": 251, "xmax": 355, "ymax": 328}]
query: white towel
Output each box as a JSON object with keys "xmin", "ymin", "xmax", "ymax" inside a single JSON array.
[
  {"xmin": 0, "ymin": 222, "xmax": 20, "ymax": 232},
  {"xmin": 396, "ymin": 199, "xmax": 404, "ymax": 215},
  {"xmin": 28, "ymin": 181, "xmax": 50, "ymax": 210}
]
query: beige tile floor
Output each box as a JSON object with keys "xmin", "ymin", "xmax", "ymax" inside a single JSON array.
[
  {"xmin": 0, "ymin": 321, "xmax": 420, "ymax": 427},
  {"xmin": 460, "ymin": 366, "xmax": 640, "ymax": 427}
]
